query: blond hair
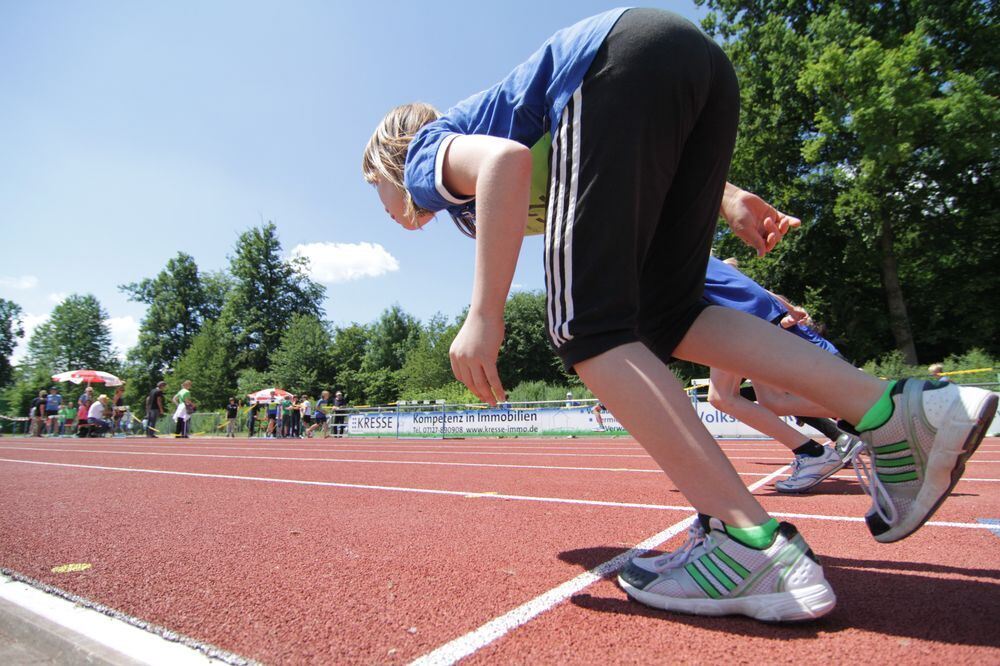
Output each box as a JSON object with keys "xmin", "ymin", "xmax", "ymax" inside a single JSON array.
[{"xmin": 362, "ymin": 102, "xmax": 440, "ymax": 222}]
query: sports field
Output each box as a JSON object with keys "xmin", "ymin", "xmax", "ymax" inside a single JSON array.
[{"xmin": 1, "ymin": 435, "xmax": 998, "ymax": 664}]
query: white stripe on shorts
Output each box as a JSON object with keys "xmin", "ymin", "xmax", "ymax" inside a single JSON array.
[{"xmin": 545, "ymin": 87, "xmax": 582, "ymax": 346}]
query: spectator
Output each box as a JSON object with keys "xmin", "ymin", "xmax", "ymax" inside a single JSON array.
[
  {"xmin": 146, "ymin": 381, "xmax": 167, "ymax": 438},
  {"xmin": 111, "ymin": 385, "xmax": 126, "ymax": 435},
  {"xmin": 225, "ymin": 397, "xmax": 239, "ymax": 438},
  {"xmin": 172, "ymin": 380, "xmax": 193, "ymax": 407},
  {"xmin": 287, "ymin": 394, "xmax": 301, "ymax": 438},
  {"xmin": 44, "ymin": 387, "xmax": 63, "ymax": 436},
  {"xmin": 29, "ymin": 390, "xmax": 47, "ymax": 437},
  {"xmin": 592, "ymin": 402, "xmax": 607, "ymax": 431},
  {"xmin": 173, "ymin": 397, "xmax": 195, "ymax": 438},
  {"xmin": 59, "ymin": 400, "xmax": 77, "ymax": 436},
  {"xmin": 266, "ymin": 391, "xmax": 279, "ymax": 438},
  {"xmin": 281, "ymin": 394, "xmax": 294, "ymax": 437},
  {"xmin": 929, "ymin": 363, "xmax": 952, "ymax": 383},
  {"xmin": 120, "ymin": 406, "xmax": 133, "ymax": 435},
  {"xmin": 248, "ymin": 401, "xmax": 260, "ymax": 438},
  {"xmin": 307, "ymin": 390, "xmax": 330, "ymax": 438},
  {"xmin": 87, "ymin": 394, "xmax": 112, "ymax": 436},
  {"xmin": 331, "ymin": 390, "xmax": 348, "ymax": 438},
  {"xmin": 300, "ymin": 395, "xmax": 312, "ymax": 439}
]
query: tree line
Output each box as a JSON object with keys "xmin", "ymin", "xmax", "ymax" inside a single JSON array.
[{"xmin": 1, "ymin": 1, "xmax": 997, "ymax": 415}]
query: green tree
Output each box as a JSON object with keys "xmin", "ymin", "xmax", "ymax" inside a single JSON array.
[
  {"xmin": 121, "ymin": 253, "xmax": 231, "ymax": 381},
  {"xmin": 0, "ymin": 299, "xmax": 24, "ymax": 388},
  {"xmin": 498, "ymin": 291, "xmax": 567, "ymax": 388},
  {"xmin": 268, "ymin": 314, "xmax": 335, "ymax": 395},
  {"xmin": 221, "ymin": 222, "xmax": 326, "ymax": 371},
  {"xmin": 701, "ymin": 0, "xmax": 1000, "ymax": 363},
  {"xmin": 168, "ymin": 319, "xmax": 235, "ymax": 410},
  {"xmin": 399, "ymin": 313, "xmax": 460, "ymax": 394},
  {"xmin": 24, "ymin": 295, "xmax": 114, "ymax": 373},
  {"xmin": 328, "ymin": 323, "xmax": 370, "ymax": 403}
]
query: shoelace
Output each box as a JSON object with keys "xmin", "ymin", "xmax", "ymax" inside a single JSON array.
[
  {"xmin": 851, "ymin": 444, "xmax": 898, "ymax": 526},
  {"xmin": 653, "ymin": 519, "xmax": 707, "ymax": 570}
]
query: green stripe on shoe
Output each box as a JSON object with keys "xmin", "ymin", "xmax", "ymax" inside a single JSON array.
[
  {"xmin": 878, "ymin": 470, "xmax": 919, "ymax": 483},
  {"xmin": 685, "ymin": 563, "xmax": 722, "ymax": 599},
  {"xmin": 700, "ymin": 555, "xmax": 737, "ymax": 591},
  {"xmin": 713, "ymin": 547, "xmax": 751, "ymax": 579},
  {"xmin": 873, "ymin": 441, "xmax": 909, "ymax": 454},
  {"xmin": 876, "ymin": 455, "xmax": 915, "ymax": 468}
]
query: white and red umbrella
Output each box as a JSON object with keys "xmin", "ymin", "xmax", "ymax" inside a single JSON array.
[
  {"xmin": 247, "ymin": 388, "xmax": 291, "ymax": 403},
  {"xmin": 52, "ymin": 369, "xmax": 123, "ymax": 386}
]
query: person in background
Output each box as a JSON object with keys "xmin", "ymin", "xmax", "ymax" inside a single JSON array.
[
  {"xmin": 111, "ymin": 385, "xmax": 126, "ymax": 435},
  {"xmin": 287, "ymin": 394, "xmax": 301, "ymax": 438},
  {"xmin": 44, "ymin": 387, "xmax": 63, "ymax": 436},
  {"xmin": 87, "ymin": 394, "xmax": 112, "ymax": 436},
  {"xmin": 307, "ymin": 390, "xmax": 329, "ymax": 438},
  {"xmin": 248, "ymin": 401, "xmax": 260, "ymax": 438},
  {"xmin": 120, "ymin": 406, "xmax": 133, "ymax": 435},
  {"xmin": 281, "ymin": 394, "xmax": 295, "ymax": 437},
  {"xmin": 173, "ymin": 396, "xmax": 195, "ymax": 438},
  {"xmin": 146, "ymin": 381, "xmax": 167, "ymax": 438},
  {"xmin": 59, "ymin": 399, "xmax": 77, "ymax": 436},
  {"xmin": 299, "ymin": 395, "xmax": 312, "ymax": 439},
  {"xmin": 225, "ymin": 397, "xmax": 239, "ymax": 438},
  {"xmin": 592, "ymin": 402, "xmax": 607, "ymax": 431},
  {"xmin": 265, "ymin": 391, "xmax": 279, "ymax": 438},
  {"xmin": 929, "ymin": 363, "xmax": 952, "ymax": 383},
  {"xmin": 28, "ymin": 390, "xmax": 46, "ymax": 437},
  {"xmin": 172, "ymin": 379, "xmax": 192, "ymax": 408},
  {"xmin": 331, "ymin": 390, "xmax": 348, "ymax": 438}
]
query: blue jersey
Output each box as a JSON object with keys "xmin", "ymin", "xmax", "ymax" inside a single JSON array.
[
  {"xmin": 703, "ymin": 257, "xmax": 840, "ymax": 355},
  {"xmin": 703, "ymin": 257, "xmax": 785, "ymax": 323},
  {"xmin": 404, "ymin": 8, "xmax": 628, "ymax": 232},
  {"xmin": 45, "ymin": 394, "xmax": 62, "ymax": 411}
]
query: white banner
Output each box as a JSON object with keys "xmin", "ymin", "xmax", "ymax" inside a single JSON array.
[{"xmin": 349, "ymin": 401, "xmax": 821, "ymax": 439}]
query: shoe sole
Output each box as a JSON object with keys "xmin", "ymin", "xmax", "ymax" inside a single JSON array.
[
  {"xmin": 875, "ymin": 390, "xmax": 998, "ymax": 543},
  {"xmin": 775, "ymin": 459, "xmax": 847, "ymax": 494},
  {"xmin": 618, "ymin": 577, "xmax": 836, "ymax": 622}
]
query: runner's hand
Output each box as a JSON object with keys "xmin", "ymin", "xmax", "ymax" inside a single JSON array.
[
  {"xmin": 449, "ymin": 313, "xmax": 506, "ymax": 406},
  {"xmin": 722, "ymin": 187, "xmax": 801, "ymax": 256}
]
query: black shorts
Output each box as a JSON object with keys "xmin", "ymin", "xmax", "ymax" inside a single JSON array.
[
  {"xmin": 45, "ymin": 410, "xmax": 59, "ymax": 417},
  {"xmin": 544, "ymin": 9, "xmax": 739, "ymax": 370},
  {"xmin": 303, "ymin": 414, "xmax": 312, "ymax": 425}
]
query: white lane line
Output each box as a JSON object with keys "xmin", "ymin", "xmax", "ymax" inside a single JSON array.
[
  {"xmin": 407, "ymin": 465, "xmax": 790, "ymax": 666},
  {"xmin": 4, "ymin": 457, "xmax": 995, "ymax": 530},
  {"xmin": 0, "ymin": 572, "xmax": 245, "ymax": 665},
  {"xmin": 4, "ymin": 447, "xmax": 998, "ymax": 483}
]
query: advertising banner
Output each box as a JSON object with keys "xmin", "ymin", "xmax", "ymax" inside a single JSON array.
[{"xmin": 349, "ymin": 401, "xmax": 822, "ymax": 439}]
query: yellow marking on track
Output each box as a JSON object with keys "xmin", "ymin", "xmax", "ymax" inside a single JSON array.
[{"xmin": 51, "ymin": 563, "xmax": 92, "ymax": 573}]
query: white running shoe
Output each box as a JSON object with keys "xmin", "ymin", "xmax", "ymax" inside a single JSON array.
[
  {"xmin": 618, "ymin": 516, "xmax": 836, "ymax": 622},
  {"xmin": 775, "ymin": 445, "xmax": 846, "ymax": 493},
  {"xmin": 857, "ymin": 380, "xmax": 998, "ymax": 543}
]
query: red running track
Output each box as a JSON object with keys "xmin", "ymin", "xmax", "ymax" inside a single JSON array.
[{"xmin": 1, "ymin": 436, "xmax": 998, "ymax": 664}]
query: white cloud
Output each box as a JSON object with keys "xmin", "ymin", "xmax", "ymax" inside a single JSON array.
[
  {"xmin": 290, "ymin": 242, "xmax": 399, "ymax": 284},
  {"xmin": 47, "ymin": 292, "xmax": 68, "ymax": 304},
  {"xmin": 10, "ymin": 313, "xmax": 49, "ymax": 363},
  {"xmin": 0, "ymin": 275, "xmax": 38, "ymax": 290},
  {"xmin": 105, "ymin": 316, "xmax": 140, "ymax": 359}
]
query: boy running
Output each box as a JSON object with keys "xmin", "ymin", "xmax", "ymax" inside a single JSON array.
[{"xmin": 363, "ymin": 8, "xmax": 997, "ymax": 621}]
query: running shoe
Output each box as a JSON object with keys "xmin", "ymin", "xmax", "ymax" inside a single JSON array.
[
  {"xmin": 833, "ymin": 432, "xmax": 865, "ymax": 465},
  {"xmin": 857, "ymin": 379, "xmax": 998, "ymax": 543},
  {"xmin": 618, "ymin": 516, "xmax": 836, "ymax": 622},
  {"xmin": 775, "ymin": 445, "xmax": 845, "ymax": 493}
]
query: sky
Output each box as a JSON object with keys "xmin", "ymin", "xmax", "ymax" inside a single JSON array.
[{"xmin": 0, "ymin": 1, "xmax": 708, "ymax": 362}]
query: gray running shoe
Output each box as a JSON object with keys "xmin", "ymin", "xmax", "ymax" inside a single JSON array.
[
  {"xmin": 618, "ymin": 516, "xmax": 836, "ymax": 622},
  {"xmin": 775, "ymin": 445, "xmax": 845, "ymax": 493},
  {"xmin": 858, "ymin": 380, "xmax": 998, "ymax": 543}
]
